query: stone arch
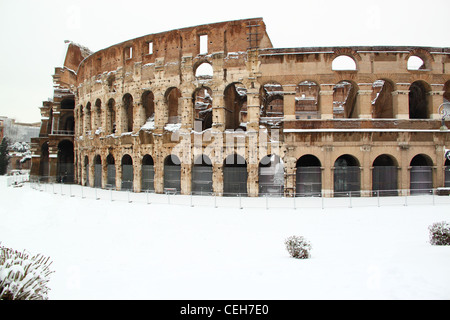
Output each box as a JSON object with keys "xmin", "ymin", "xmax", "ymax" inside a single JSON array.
[
  {"xmin": 192, "ymin": 154, "xmax": 213, "ymax": 194},
  {"xmin": 443, "ymin": 80, "xmax": 450, "ymax": 104},
  {"xmin": 410, "ymin": 154, "xmax": 434, "ymax": 194},
  {"xmin": 193, "ymin": 86, "xmax": 213, "ymax": 131},
  {"xmin": 106, "ymin": 154, "xmax": 116, "ymax": 189},
  {"xmin": 122, "ymin": 93, "xmax": 134, "ymax": 132},
  {"xmin": 260, "ymin": 81, "xmax": 284, "ymax": 118},
  {"xmin": 334, "ymin": 154, "xmax": 360, "ymax": 196},
  {"xmin": 372, "ymin": 154, "xmax": 398, "ymax": 196},
  {"xmin": 94, "ymin": 154, "xmax": 102, "ymax": 188},
  {"xmin": 84, "ymin": 102, "xmax": 92, "ymax": 133},
  {"xmin": 107, "ymin": 98, "xmax": 116, "ymax": 134},
  {"xmin": 332, "ymin": 55, "xmax": 357, "ymax": 71},
  {"xmin": 84, "ymin": 155, "xmax": 89, "ymax": 186},
  {"xmin": 142, "ymin": 154, "xmax": 155, "ymax": 191},
  {"xmin": 165, "ymin": 87, "xmax": 182, "ymax": 124},
  {"xmin": 295, "ymin": 81, "xmax": 320, "ymax": 119},
  {"xmin": 194, "ymin": 60, "xmax": 213, "ymax": 79},
  {"xmin": 142, "ymin": 90, "xmax": 155, "ymax": 126},
  {"xmin": 57, "ymin": 140, "xmax": 74, "ymax": 183},
  {"xmin": 259, "ymin": 154, "xmax": 284, "ymax": 196},
  {"xmin": 406, "ymin": 49, "xmax": 433, "ymax": 71},
  {"xmin": 409, "ymin": 80, "xmax": 431, "ymax": 119},
  {"xmin": 94, "ymin": 98, "xmax": 102, "ymax": 131},
  {"xmin": 164, "ymin": 154, "xmax": 181, "ymax": 192},
  {"xmin": 296, "ymin": 154, "xmax": 322, "ymax": 196},
  {"xmin": 121, "ymin": 154, "xmax": 133, "ymax": 191},
  {"xmin": 224, "ymin": 82, "xmax": 247, "ymax": 130},
  {"xmin": 223, "ymin": 153, "xmax": 247, "ymax": 196},
  {"xmin": 333, "ymin": 80, "xmax": 358, "ymax": 118},
  {"xmin": 372, "ymin": 79, "xmax": 394, "ymax": 118}
]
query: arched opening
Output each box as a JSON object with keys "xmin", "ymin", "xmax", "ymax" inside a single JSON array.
[
  {"xmin": 444, "ymin": 81, "xmax": 450, "ymax": 104},
  {"xmin": 296, "ymin": 155, "xmax": 322, "ymax": 196},
  {"xmin": 106, "ymin": 154, "xmax": 116, "ymax": 189},
  {"xmin": 259, "ymin": 154, "xmax": 284, "ymax": 197},
  {"xmin": 60, "ymin": 98, "xmax": 75, "ymax": 134},
  {"xmin": 333, "ymin": 81, "xmax": 358, "ymax": 118},
  {"xmin": 94, "ymin": 155, "xmax": 102, "ymax": 188},
  {"xmin": 334, "ymin": 155, "xmax": 360, "ymax": 196},
  {"xmin": 192, "ymin": 155, "xmax": 213, "ymax": 194},
  {"xmin": 407, "ymin": 55, "xmax": 425, "ymax": 70},
  {"xmin": 409, "ymin": 81, "xmax": 430, "ymax": 119},
  {"xmin": 94, "ymin": 99, "xmax": 102, "ymax": 132},
  {"xmin": 445, "ymin": 158, "xmax": 450, "ymax": 188},
  {"xmin": 60, "ymin": 114, "xmax": 75, "ymax": 133},
  {"xmin": 122, "ymin": 94, "xmax": 134, "ymax": 132},
  {"xmin": 195, "ymin": 62, "xmax": 213, "ymax": 79},
  {"xmin": 39, "ymin": 142, "xmax": 49, "ymax": 181},
  {"xmin": 107, "ymin": 99, "xmax": 116, "ymax": 134},
  {"xmin": 223, "ymin": 154, "xmax": 247, "ymax": 196},
  {"xmin": 57, "ymin": 140, "xmax": 74, "ymax": 183},
  {"xmin": 84, "ymin": 156, "xmax": 89, "ymax": 186},
  {"xmin": 295, "ymin": 81, "xmax": 319, "ymax": 119},
  {"xmin": 372, "ymin": 154, "xmax": 398, "ymax": 196},
  {"xmin": 121, "ymin": 154, "xmax": 133, "ymax": 191},
  {"xmin": 193, "ymin": 87, "xmax": 213, "ymax": 131},
  {"xmin": 142, "ymin": 155, "xmax": 154, "ymax": 192},
  {"xmin": 261, "ymin": 82, "xmax": 284, "ymax": 119},
  {"xmin": 332, "ymin": 55, "xmax": 357, "ymax": 71},
  {"xmin": 78, "ymin": 107, "xmax": 83, "ymax": 136},
  {"xmin": 84, "ymin": 102, "xmax": 92, "ymax": 133},
  {"xmin": 372, "ymin": 80, "xmax": 394, "ymax": 118},
  {"xmin": 410, "ymin": 154, "xmax": 433, "ymax": 194},
  {"xmin": 224, "ymin": 83, "xmax": 247, "ymax": 130},
  {"xmin": 142, "ymin": 91, "xmax": 155, "ymax": 128},
  {"xmin": 165, "ymin": 87, "xmax": 182, "ymax": 125},
  {"xmin": 164, "ymin": 155, "xmax": 181, "ymax": 192}
]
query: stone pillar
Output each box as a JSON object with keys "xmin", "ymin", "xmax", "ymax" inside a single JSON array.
[
  {"xmin": 283, "ymin": 85, "xmax": 296, "ymax": 121},
  {"xmin": 115, "ymin": 161, "xmax": 122, "ymax": 191},
  {"xmin": 212, "ymin": 92, "xmax": 225, "ymax": 131},
  {"xmin": 392, "ymin": 84, "xmax": 410, "ymax": 119},
  {"xmin": 246, "ymin": 85, "xmax": 260, "ymax": 132},
  {"xmin": 89, "ymin": 157, "xmax": 95, "ymax": 188},
  {"xmin": 357, "ymin": 84, "xmax": 373, "ymax": 119},
  {"xmin": 319, "ymin": 84, "xmax": 334, "ymax": 119},
  {"xmin": 102, "ymin": 162, "xmax": 107, "ymax": 189},
  {"xmin": 429, "ymin": 89, "xmax": 445, "ymax": 120},
  {"xmin": 212, "ymin": 163, "xmax": 223, "ymax": 195},
  {"xmin": 134, "ymin": 155, "xmax": 142, "ymax": 193}
]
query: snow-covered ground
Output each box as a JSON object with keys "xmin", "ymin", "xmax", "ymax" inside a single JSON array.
[{"xmin": 1, "ymin": 176, "xmax": 449, "ymax": 300}]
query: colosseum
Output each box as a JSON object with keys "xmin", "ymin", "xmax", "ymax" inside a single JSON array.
[{"xmin": 30, "ymin": 17, "xmax": 450, "ymax": 198}]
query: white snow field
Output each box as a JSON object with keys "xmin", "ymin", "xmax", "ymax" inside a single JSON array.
[{"xmin": 1, "ymin": 176, "xmax": 449, "ymax": 300}]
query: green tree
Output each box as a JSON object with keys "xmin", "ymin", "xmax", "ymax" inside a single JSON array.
[{"xmin": 0, "ymin": 137, "xmax": 10, "ymax": 175}]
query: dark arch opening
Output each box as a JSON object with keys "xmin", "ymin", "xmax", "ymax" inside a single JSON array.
[
  {"xmin": 223, "ymin": 154, "xmax": 247, "ymax": 196},
  {"xmin": 334, "ymin": 155, "xmax": 360, "ymax": 196},
  {"xmin": 296, "ymin": 155, "xmax": 322, "ymax": 197}
]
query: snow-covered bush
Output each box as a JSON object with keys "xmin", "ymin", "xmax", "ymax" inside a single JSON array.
[
  {"xmin": 0, "ymin": 245, "xmax": 54, "ymax": 300},
  {"xmin": 428, "ymin": 221, "xmax": 450, "ymax": 246},
  {"xmin": 285, "ymin": 236, "xmax": 312, "ymax": 259}
]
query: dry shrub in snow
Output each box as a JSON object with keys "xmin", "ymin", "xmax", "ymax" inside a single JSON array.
[
  {"xmin": 0, "ymin": 245, "xmax": 54, "ymax": 300},
  {"xmin": 285, "ymin": 236, "xmax": 312, "ymax": 259},
  {"xmin": 428, "ymin": 221, "xmax": 450, "ymax": 246}
]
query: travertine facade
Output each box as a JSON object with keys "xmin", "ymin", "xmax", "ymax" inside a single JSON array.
[{"xmin": 31, "ymin": 18, "xmax": 450, "ymax": 197}]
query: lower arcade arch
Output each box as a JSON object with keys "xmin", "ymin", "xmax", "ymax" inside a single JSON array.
[
  {"xmin": 372, "ymin": 154, "xmax": 398, "ymax": 196},
  {"xmin": 57, "ymin": 140, "xmax": 74, "ymax": 183},
  {"xmin": 410, "ymin": 154, "xmax": 433, "ymax": 194},
  {"xmin": 223, "ymin": 154, "xmax": 247, "ymax": 196},
  {"xmin": 94, "ymin": 155, "xmax": 102, "ymax": 188},
  {"xmin": 334, "ymin": 155, "xmax": 360, "ymax": 196},
  {"xmin": 142, "ymin": 155, "xmax": 155, "ymax": 192},
  {"xmin": 192, "ymin": 155, "xmax": 213, "ymax": 194},
  {"xmin": 296, "ymin": 155, "xmax": 322, "ymax": 197},
  {"xmin": 259, "ymin": 154, "xmax": 284, "ymax": 196},
  {"xmin": 106, "ymin": 154, "xmax": 116, "ymax": 189},
  {"xmin": 121, "ymin": 154, "xmax": 133, "ymax": 191},
  {"xmin": 164, "ymin": 155, "xmax": 181, "ymax": 192}
]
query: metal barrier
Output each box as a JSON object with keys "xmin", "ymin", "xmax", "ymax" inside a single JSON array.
[{"xmin": 23, "ymin": 179, "xmax": 450, "ymax": 210}]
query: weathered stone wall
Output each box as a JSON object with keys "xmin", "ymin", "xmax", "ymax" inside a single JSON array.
[{"xmin": 33, "ymin": 18, "xmax": 450, "ymax": 197}]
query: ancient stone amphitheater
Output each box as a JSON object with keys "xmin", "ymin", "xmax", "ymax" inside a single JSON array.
[{"xmin": 31, "ymin": 18, "xmax": 450, "ymax": 197}]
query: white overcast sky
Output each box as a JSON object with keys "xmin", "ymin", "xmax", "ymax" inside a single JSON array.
[{"xmin": 0, "ymin": 0, "xmax": 449, "ymax": 123}]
